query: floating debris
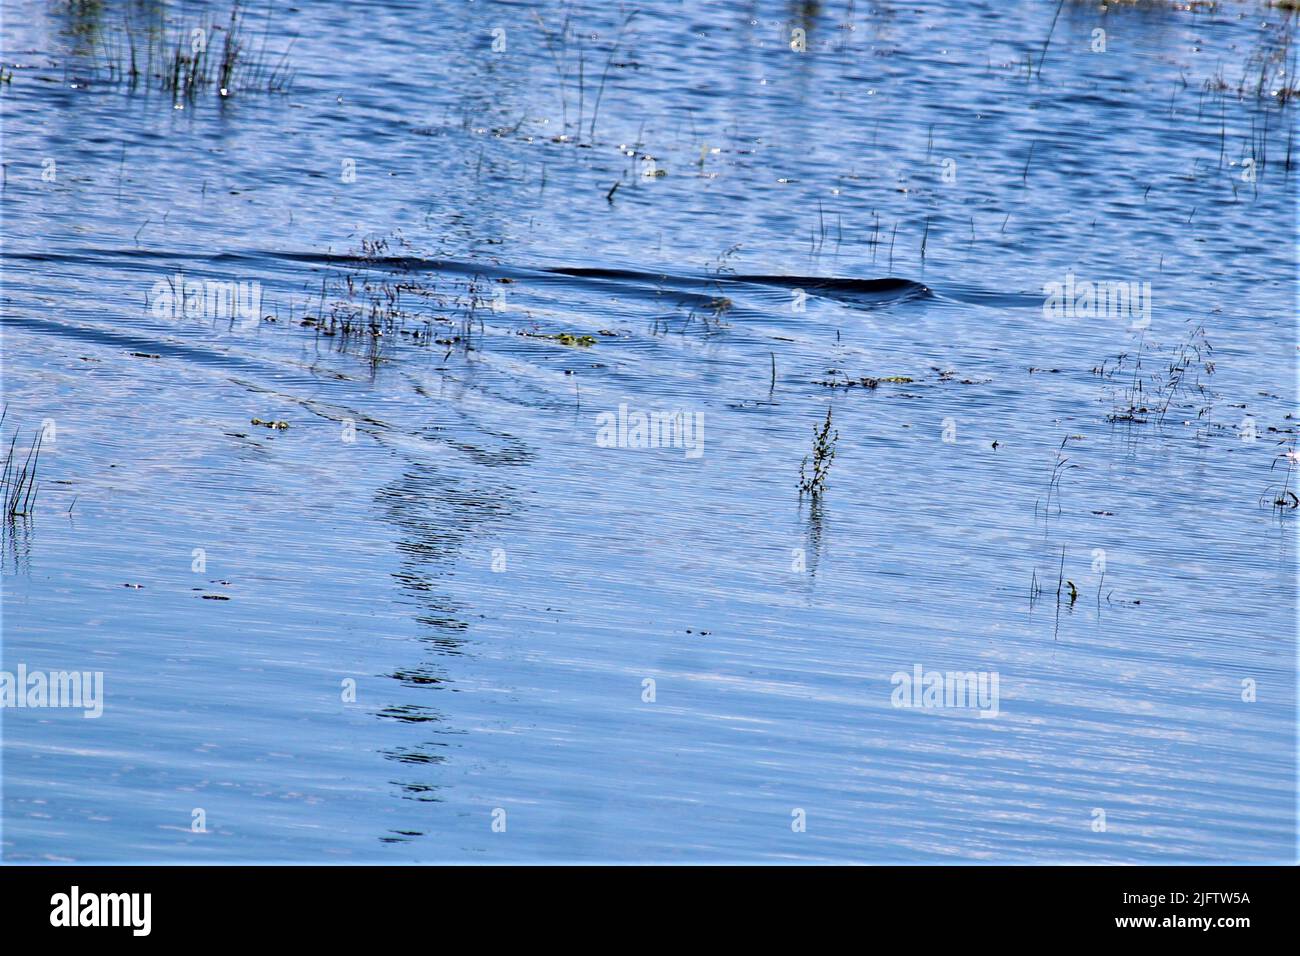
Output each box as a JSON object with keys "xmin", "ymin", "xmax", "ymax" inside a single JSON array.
[
  {"xmin": 815, "ymin": 374, "xmax": 915, "ymax": 389},
  {"xmin": 520, "ymin": 332, "xmax": 597, "ymax": 348}
]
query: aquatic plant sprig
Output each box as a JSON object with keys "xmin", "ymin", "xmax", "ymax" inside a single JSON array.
[
  {"xmin": 799, "ymin": 407, "xmax": 838, "ymax": 496},
  {"xmin": 1263, "ymin": 438, "xmax": 1300, "ymax": 511}
]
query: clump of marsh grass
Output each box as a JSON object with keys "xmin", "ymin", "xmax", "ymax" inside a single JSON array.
[
  {"xmin": 74, "ymin": 2, "xmax": 294, "ymax": 100},
  {"xmin": 0, "ymin": 409, "xmax": 44, "ymax": 518},
  {"xmin": 799, "ymin": 407, "xmax": 838, "ymax": 496},
  {"xmin": 1155, "ymin": 323, "xmax": 1214, "ymax": 426},
  {"xmin": 301, "ymin": 234, "xmax": 506, "ymax": 369},
  {"xmin": 316, "ymin": 235, "xmax": 442, "ymax": 342},
  {"xmin": 1099, "ymin": 325, "xmax": 1214, "ymax": 428}
]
